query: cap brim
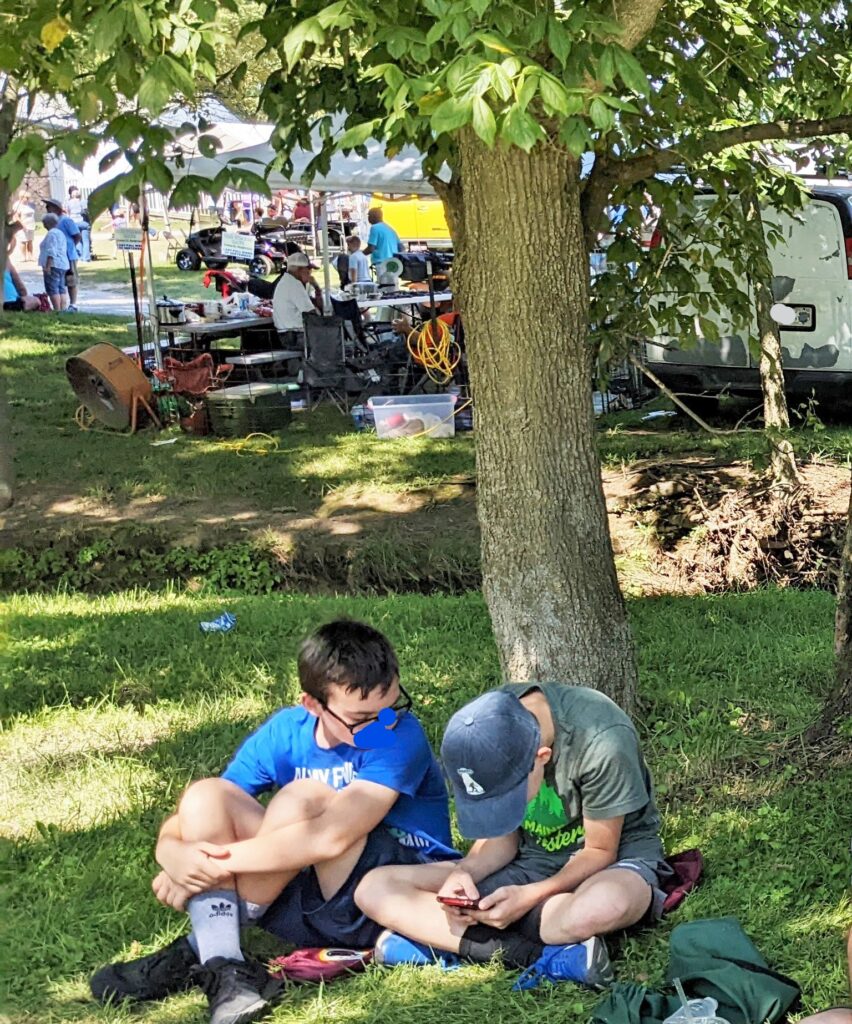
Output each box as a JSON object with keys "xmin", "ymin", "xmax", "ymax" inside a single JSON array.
[{"xmin": 451, "ymin": 772, "xmax": 530, "ymax": 840}]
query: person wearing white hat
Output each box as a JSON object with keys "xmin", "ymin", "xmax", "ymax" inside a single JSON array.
[{"xmin": 272, "ymin": 251, "xmax": 320, "ymax": 348}]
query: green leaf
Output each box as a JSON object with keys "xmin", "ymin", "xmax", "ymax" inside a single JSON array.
[
  {"xmin": 197, "ymin": 134, "xmax": 221, "ymax": 157},
  {"xmin": 316, "ymin": 1, "xmax": 353, "ymax": 30},
  {"xmin": 338, "ymin": 121, "xmax": 378, "ymax": 148},
  {"xmin": 559, "ymin": 117, "xmax": 592, "ymax": 157},
  {"xmin": 490, "ymin": 64, "xmax": 513, "ymax": 101},
  {"xmin": 613, "ymin": 47, "xmax": 650, "ymax": 97},
  {"xmin": 598, "ymin": 44, "xmax": 617, "ymax": 87},
  {"xmin": 426, "ymin": 19, "xmax": 448, "ymax": 46},
  {"xmin": 137, "ymin": 65, "xmax": 172, "ymax": 115},
  {"xmin": 471, "ymin": 96, "xmax": 496, "ymax": 145},
  {"xmin": 229, "ymin": 61, "xmax": 248, "ymax": 90},
  {"xmin": 547, "ymin": 19, "xmax": 571, "ymax": 67},
  {"xmin": 475, "ymin": 31, "xmax": 513, "ymax": 54},
  {"xmin": 129, "ymin": 2, "xmax": 153, "ymax": 45},
  {"xmin": 431, "ymin": 96, "xmax": 472, "ymax": 134},
  {"xmin": 500, "ymin": 106, "xmax": 544, "ymax": 152},
  {"xmin": 162, "ymin": 54, "xmax": 197, "ymax": 96},
  {"xmin": 539, "ymin": 74, "xmax": 571, "ymax": 115},
  {"xmin": 146, "ymin": 160, "xmax": 174, "ymax": 194},
  {"xmin": 283, "ymin": 17, "xmax": 323, "ymax": 70},
  {"xmin": 516, "ymin": 72, "xmax": 538, "ymax": 111},
  {"xmin": 588, "ymin": 96, "xmax": 613, "ymax": 130}
]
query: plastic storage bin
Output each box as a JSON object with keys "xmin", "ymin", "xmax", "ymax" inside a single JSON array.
[
  {"xmin": 369, "ymin": 394, "xmax": 456, "ymax": 438},
  {"xmin": 205, "ymin": 382, "xmax": 292, "ymax": 437}
]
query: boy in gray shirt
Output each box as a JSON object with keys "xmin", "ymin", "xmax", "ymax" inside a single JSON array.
[{"xmin": 355, "ymin": 685, "xmax": 670, "ymax": 989}]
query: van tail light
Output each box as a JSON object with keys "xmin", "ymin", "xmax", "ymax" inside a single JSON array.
[
  {"xmin": 846, "ymin": 237, "xmax": 852, "ymax": 279},
  {"xmin": 642, "ymin": 226, "xmax": 663, "ymax": 249}
]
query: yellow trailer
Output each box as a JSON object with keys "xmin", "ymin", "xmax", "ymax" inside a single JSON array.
[{"xmin": 369, "ymin": 194, "xmax": 451, "ymax": 249}]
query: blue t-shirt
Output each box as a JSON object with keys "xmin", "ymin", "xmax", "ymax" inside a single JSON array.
[
  {"xmin": 367, "ymin": 221, "xmax": 401, "ymax": 264},
  {"xmin": 57, "ymin": 215, "xmax": 81, "ymax": 262},
  {"xmin": 3, "ymin": 269, "xmax": 19, "ymax": 303},
  {"xmin": 222, "ymin": 705, "xmax": 456, "ymax": 858}
]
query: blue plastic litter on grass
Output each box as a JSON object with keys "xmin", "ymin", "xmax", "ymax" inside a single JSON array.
[{"xmin": 200, "ymin": 612, "xmax": 237, "ymax": 634}]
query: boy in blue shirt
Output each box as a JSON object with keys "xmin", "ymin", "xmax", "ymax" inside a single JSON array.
[
  {"xmin": 364, "ymin": 208, "xmax": 401, "ymax": 266},
  {"xmin": 91, "ymin": 620, "xmax": 455, "ymax": 1024}
]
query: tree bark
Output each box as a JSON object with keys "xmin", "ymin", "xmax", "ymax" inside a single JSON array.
[
  {"xmin": 739, "ymin": 184, "xmax": 800, "ymax": 492},
  {"xmin": 0, "ymin": 77, "xmax": 17, "ymax": 511},
  {"xmin": 807, "ymin": 468, "xmax": 852, "ymax": 741},
  {"xmin": 448, "ymin": 132, "xmax": 638, "ymax": 708}
]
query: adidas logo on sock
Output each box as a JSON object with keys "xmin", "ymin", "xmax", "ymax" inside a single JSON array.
[{"xmin": 208, "ymin": 901, "xmax": 234, "ymax": 918}]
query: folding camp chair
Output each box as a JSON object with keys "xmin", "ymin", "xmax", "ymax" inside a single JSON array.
[
  {"xmin": 302, "ymin": 314, "xmax": 351, "ymax": 413},
  {"xmin": 330, "ymin": 296, "xmax": 396, "ymax": 354}
]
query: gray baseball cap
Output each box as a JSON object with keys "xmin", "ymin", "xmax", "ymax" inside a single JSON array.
[{"xmin": 440, "ymin": 690, "xmax": 541, "ymax": 839}]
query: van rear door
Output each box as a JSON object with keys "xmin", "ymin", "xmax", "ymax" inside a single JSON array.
[{"xmin": 768, "ymin": 192, "xmax": 852, "ymax": 371}]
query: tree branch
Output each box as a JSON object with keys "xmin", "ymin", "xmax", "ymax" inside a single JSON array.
[{"xmin": 617, "ymin": 114, "xmax": 852, "ymax": 187}]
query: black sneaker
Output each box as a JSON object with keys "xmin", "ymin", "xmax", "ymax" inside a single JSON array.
[
  {"xmin": 90, "ymin": 935, "xmax": 199, "ymax": 1003},
  {"xmin": 191, "ymin": 957, "xmax": 271, "ymax": 1024}
]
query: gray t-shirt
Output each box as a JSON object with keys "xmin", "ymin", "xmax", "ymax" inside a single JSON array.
[{"xmin": 500, "ymin": 683, "xmax": 664, "ymax": 868}]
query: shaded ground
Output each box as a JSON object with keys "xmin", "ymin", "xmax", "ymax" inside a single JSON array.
[{"xmin": 3, "ymin": 453, "xmax": 848, "ymax": 595}]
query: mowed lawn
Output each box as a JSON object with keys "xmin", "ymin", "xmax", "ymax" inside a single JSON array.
[{"xmin": 2, "ymin": 588, "xmax": 851, "ymax": 1023}]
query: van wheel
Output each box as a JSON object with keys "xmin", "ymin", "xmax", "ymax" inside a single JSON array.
[{"xmin": 677, "ymin": 395, "xmax": 720, "ymax": 421}]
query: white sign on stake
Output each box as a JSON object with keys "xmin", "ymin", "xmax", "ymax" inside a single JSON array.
[
  {"xmin": 114, "ymin": 228, "xmax": 143, "ymax": 251},
  {"xmin": 221, "ymin": 232, "xmax": 255, "ymax": 260}
]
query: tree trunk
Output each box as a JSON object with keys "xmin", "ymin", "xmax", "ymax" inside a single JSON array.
[
  {"xmin": 739, "ymin": 184, "xmax": 800, "ymax": 492},
  {"xmin": 448, "ymin": 132, "xmax": 638, "ymax": 709},
  {"xmin": 807, "ymin": 467, "xmax": 852, "ymax": 741},
  {"xmin": 0, "ymin": 80, "xmax": 16, "ymax": 511}
]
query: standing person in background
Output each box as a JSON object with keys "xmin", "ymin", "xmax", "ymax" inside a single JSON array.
[
  {"xmin": 67, "ymin": 189, "xmax": 91, "ymax": 262},
  {"xmin": 38, "ymin": 213, "xmax": 70, "ymax": 311},
  {"xmin": 67, "ymin": 186, "xmax": 84, "ymax": 220},
  {"xmin": 346, "ymin": 236, "xmax": 371, "ymax": 285},
  {"xmin": 12, "ymin": 193, "xmax": 36, "ymax": 261},
  {"xmin": 44, "ymin": 198, "xmax": 81, "ymax": 313},
  {"xmin": 364, "ymin": 208, "xmax": 401, "ymax": 267}
]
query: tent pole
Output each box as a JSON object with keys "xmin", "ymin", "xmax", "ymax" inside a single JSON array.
[
  {"xmin": 319, "ymin": 192, "xmax": 332, "ymax": 314},
  {"xmin": 140, "ymin": 185, "xmax": 162, "ymax": 369}
]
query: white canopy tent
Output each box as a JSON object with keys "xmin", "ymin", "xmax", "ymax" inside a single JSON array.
[
  {"xmin": 170, "ymin": 122, "xmax": 447, "ymax": 309},
  {"xmin": 171, "ymin": 122, "xmax": 443, "ymax": 197}
]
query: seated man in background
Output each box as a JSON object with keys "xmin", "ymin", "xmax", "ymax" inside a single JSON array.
[
  {"xmin": 91, "ymin": 620, "xmax": 456, "ymax": 1024},
  {"xmin": 4, "ymin": 231, "xmax": 40, "ymax": 311},
  {"xmin": 356, "ymin": 684, "xmax": 670, "ymax": 990},
  {"xmin": 272, "ymin": 252, "xmax": 321, "ymax": 350}
]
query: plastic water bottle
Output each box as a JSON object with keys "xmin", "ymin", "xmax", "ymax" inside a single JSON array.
[
  {"xmin": 351, "ymin": 405, "xmax": 365, "ymax": 431},
  {"xmin": 199, "ymin": 611, "xmax": 237, "ymax": 634}
]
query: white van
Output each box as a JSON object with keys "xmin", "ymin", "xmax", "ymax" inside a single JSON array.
[{"xmin": 643, "ymin": 183, "xmax": 852, "ymax": 407}]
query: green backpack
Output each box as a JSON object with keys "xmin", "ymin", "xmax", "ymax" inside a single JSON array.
[{"xmin": 591, "ymin": 917, "xmax": 802, "ymax": 1024}]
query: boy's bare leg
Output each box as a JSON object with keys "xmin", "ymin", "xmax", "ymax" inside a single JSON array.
[
  {"xmin": 537, "ymin": 868, "xmax": 653, "ymax": 945},
  {"xmin": 355, "ymin": 861, "xmax": 468, "ymax": 951}
]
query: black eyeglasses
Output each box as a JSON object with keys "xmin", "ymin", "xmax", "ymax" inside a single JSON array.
[{"xmin": 319, "ymin": 684, "xmax": 413, "ymax": 736}]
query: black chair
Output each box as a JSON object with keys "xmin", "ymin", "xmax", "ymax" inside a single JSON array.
[
  {"xmin": 302, "ymin": 314, "xmax": 352, "ymax": 413},
  {"xmin": 330, "ymin": 296, "xmax": 396, "ymax": 353}
]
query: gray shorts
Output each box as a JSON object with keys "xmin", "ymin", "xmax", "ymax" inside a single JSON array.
[{"xmin": 477, "ymin": 850, "xmax": 670, "ymax": 941}]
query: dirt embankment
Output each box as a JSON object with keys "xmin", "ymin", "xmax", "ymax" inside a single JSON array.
[{"xmin": 2, "ymin": 461, "xmax": 848, "ymax": 594}]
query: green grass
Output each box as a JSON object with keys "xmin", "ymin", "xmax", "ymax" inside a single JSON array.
[
  {"xmin": 6, "ymin": 311, "xmax": 852, "ymax": 528},
  {"xmin": 2, "ymin": 588, "xmax": 851, "ymax": 1022},
  {"xmin": 1, "ymin": 313, "xmax": 475, "ymax": 517},
  {"xmin": 77, "ymin": 261, "xmax": 216, "ymax": 301}
]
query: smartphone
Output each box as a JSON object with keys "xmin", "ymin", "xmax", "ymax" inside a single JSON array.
[{"xmin": 436, "ymin": 895, "xmax": 481, "ymax": 910}]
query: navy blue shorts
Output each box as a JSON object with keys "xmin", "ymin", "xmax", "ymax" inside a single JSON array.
[{"xmin": 259, "ymin": 826, "xmax": 437, "ymax": 949}]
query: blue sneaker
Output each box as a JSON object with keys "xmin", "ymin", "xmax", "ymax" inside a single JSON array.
[
  {"xmin": 374, "ymin": 930, "xmax": 460, "ymax": 970},
  {"xmin": 512, "ymin": 936, "xmax": 614, "ymax": 991}
]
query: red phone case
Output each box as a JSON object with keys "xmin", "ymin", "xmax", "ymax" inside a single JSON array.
[{"xmin": 436, "ymin": 895, "xmax": 480, "ymax": 909}]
